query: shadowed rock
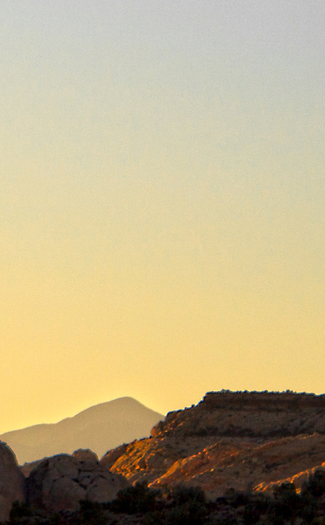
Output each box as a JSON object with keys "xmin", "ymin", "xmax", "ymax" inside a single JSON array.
[
  {"xmin": 27, "ymin": 449, "xmax": 129, "ymax": 513},
  {"xmin": 0, "ymin": 441, "xmax": 25, "ymax": 521}
]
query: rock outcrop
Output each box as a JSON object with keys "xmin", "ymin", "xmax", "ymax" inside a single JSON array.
[
  {"xmin": 27, "ymin": 449, "xmax": 129, "ymax": 513},
  {"xmin": 0, "ymin": 441, "xmax": 25, "ymax": 521},
  {"xmin": 152, "ymin": 390, "xmax": 325, "ymax": 439},
  {"xmin": 100, "ymin": 391, "xmax": 325, "ymax": 497},
  {"xmin": 5, "ymin": 391, "xmax": 325, "ymax": 517}
]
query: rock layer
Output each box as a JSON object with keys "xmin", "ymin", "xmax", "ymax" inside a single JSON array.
[{"xmin": 100, "ymin": 391, "xmax": 325, "ymax": 497}]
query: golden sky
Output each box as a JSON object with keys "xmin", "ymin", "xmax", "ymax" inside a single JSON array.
[{"xmin": 1, "ymin": 1, "xmax": 324, "ymax": 433}]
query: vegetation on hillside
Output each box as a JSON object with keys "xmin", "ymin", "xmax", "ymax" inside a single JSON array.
[{"xmin": 6, "ymin": 469, "xmax": 325, "ymax": 525}]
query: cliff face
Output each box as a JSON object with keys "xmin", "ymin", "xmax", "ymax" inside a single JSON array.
[
  {"xmin": 100, "ymin": 391, "xmax": 325, "ymax": 497},
  {"xmin": 152, "ymin": 391, "xmax": 325, "ymax": 439}
]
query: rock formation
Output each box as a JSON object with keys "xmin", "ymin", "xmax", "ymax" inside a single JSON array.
[
  {"xmin": 27, "ymin": 449, "xmax": 129, "ymax": 513},
  {"xmin": 100, "ymin": 391, "xmax": 325, "ymax": 497},
  {"xmin": 4, "ymin": 390, "xmax": 325, "ymax": 518},
  {"xmin": 0, "ymin": 441, "xmax": 25, "ymax": 522}
]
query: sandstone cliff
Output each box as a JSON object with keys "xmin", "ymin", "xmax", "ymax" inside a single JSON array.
[
  {"xmin": 100, "ymin": 391, "xmax": 325, "ymax": 497},
  {"xmin": 3, "ymin": 391, "xmax": 325, "ymax": 518}
]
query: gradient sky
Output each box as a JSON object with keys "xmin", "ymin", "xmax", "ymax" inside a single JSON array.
[{"xmin": 1, "ymin": 1, "xmax": 324, "ymax": 434}]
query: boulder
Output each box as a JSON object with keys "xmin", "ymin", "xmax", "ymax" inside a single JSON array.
[
  {"xmin": 72, "ymin": 448, "xmax": 98, "ymax": 462},
  {"xmin": 0, "ymin": 441, "xmax": 25, "ymax": 522},
  {"xmin": 27, "ymin": 450, "xmax": 129, "ymax": 513}
]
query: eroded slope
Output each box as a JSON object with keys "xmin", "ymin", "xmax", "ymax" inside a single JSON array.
[{"xmin": 100, "ymin": 391, "xmax": 325, "ymax": 496}]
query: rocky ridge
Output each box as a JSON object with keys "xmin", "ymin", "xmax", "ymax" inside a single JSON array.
[
  {"xmin": 100, "ymin": 391, "xmax": 325, "ymax": 497},
  {"xmin": 2, "ymin": 391, "xmax": 325, "ymax": 519}
]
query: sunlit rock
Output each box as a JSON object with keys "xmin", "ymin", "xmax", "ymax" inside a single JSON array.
[{"xmin": 100, "ymin": 391, "xmax": 325, "ymax": 497}]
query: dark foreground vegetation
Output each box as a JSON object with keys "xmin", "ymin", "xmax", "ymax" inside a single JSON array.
[{"xmin": 5, "ymin": 469, "xmax": 325, "ymax": 525}]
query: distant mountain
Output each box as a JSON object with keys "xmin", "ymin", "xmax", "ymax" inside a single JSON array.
[{"xmin": 0, "ymin": 397, "xmax": 163, "ymax": 465}]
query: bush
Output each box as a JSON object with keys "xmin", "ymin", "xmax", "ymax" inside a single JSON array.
[
  {"xmin": 9, "ymin": 502, "xmax": 33, "ymax": 522},
  {"xmin": 169, "ymin": 485, "xmax": 206, "ymax": 507},
  {"xmin": 163, "ymin": 502, "xmax": 207, "ymax": 525},
  {"xmin": 271, "ymin": 483, "xmax": 301, "ymax": 522},
  {"xmin": 77, "ymin": 499, "xmax": 107, "ymax": 525},
  {"xmin": 163, "ymin": 485, "xmax": 208, "ymax": 525},
  {"xmin": 141, "ymin": 485, "xmax": 208, "ymax": 525},
  {"xmin": 110, "ymin": 482, "xmax": 159, "ymax": 514},
  {"xmin": 303, "ymin": 470, "xmax": 325, "ymax": 499},
  {"xmin": 8, "ymin": 501, "xmax": 61, "ymax": 525}
]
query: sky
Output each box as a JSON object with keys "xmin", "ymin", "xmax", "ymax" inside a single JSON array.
[{"xmin": 0, "ymin": 1, "xmax": 324, "ymax": 434}]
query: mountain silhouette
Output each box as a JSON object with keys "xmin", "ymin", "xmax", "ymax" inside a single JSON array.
[{"xmin": 0, "ymin": 397, "xmax": 163, "ymax": 465}]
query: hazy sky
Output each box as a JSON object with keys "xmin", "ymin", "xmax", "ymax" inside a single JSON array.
[{"xmin": 1, "ymin": 1, "xmax": 324, "ymax": 433}]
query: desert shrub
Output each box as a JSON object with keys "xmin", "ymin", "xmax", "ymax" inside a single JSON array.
[
  {"xmin": 143, "ymin": 510, "xmax": 165, "ymax": 525},
  {"xmin": 169, "ymin": 485, "xmax": 206, "ymax": 507},
  {"xmin": 240, "ymin": 493, "xmax": 269, "ymax": 524},
  {"xmin": 161, "ymin": 485, "xmax": 208, "ymax": 525},
  {"xmin": 110, "ymin": 481, "xmax": 159, "ymax": 514},
  {"xmin": 8, "ymin": 501, "xmax": 61, "ymax": 525},
  {"xmin": 143, "ymin": 485, "xmax": 208, "ymax": 525},
  {"xmin": 208, "ymin": 510, "xmax": 239, "ymax": 525},
  {"xmin": 163, "ymin": 503, "xmax": 206, "ymax": 525},
  {"xmin": 303, "ymin": 470, "xmax": 325, "ymax": 499},
  {"xmin": 77, "ymin": 499, "xmax": 107, "ymax": 525},
  {"xmin": 9, "ymin": 502, "xmax": 33, "ymax": 522},
  {"xmin": 231, "ymin": 491, "xmax": 250, "ymax": 508},
  {"xmin": 242, "ymin": 502, "xmax": 262, "ymax": 524},
  {"xmin": 268, "ymin": 483, "xmax": 301, "ymax": 523},
  {"xmin": 299, "ymin": 493, "xmax": 317, "ymax": 524}
]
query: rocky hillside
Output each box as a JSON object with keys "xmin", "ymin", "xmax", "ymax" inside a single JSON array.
[
  {"xmin": 2, "ymin": 391, "xmax": 325, "ymax": 520},
  {"xmin": 100, "ymin": 391, "xmax": 325, "ymax": 497},
  {"xmin": 0, "ymin": 397, "xmax": 163, "ymax": 464},
  {"xmin": 0, "ymin": 443, "xmax": 130, "ymax": 522}
]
